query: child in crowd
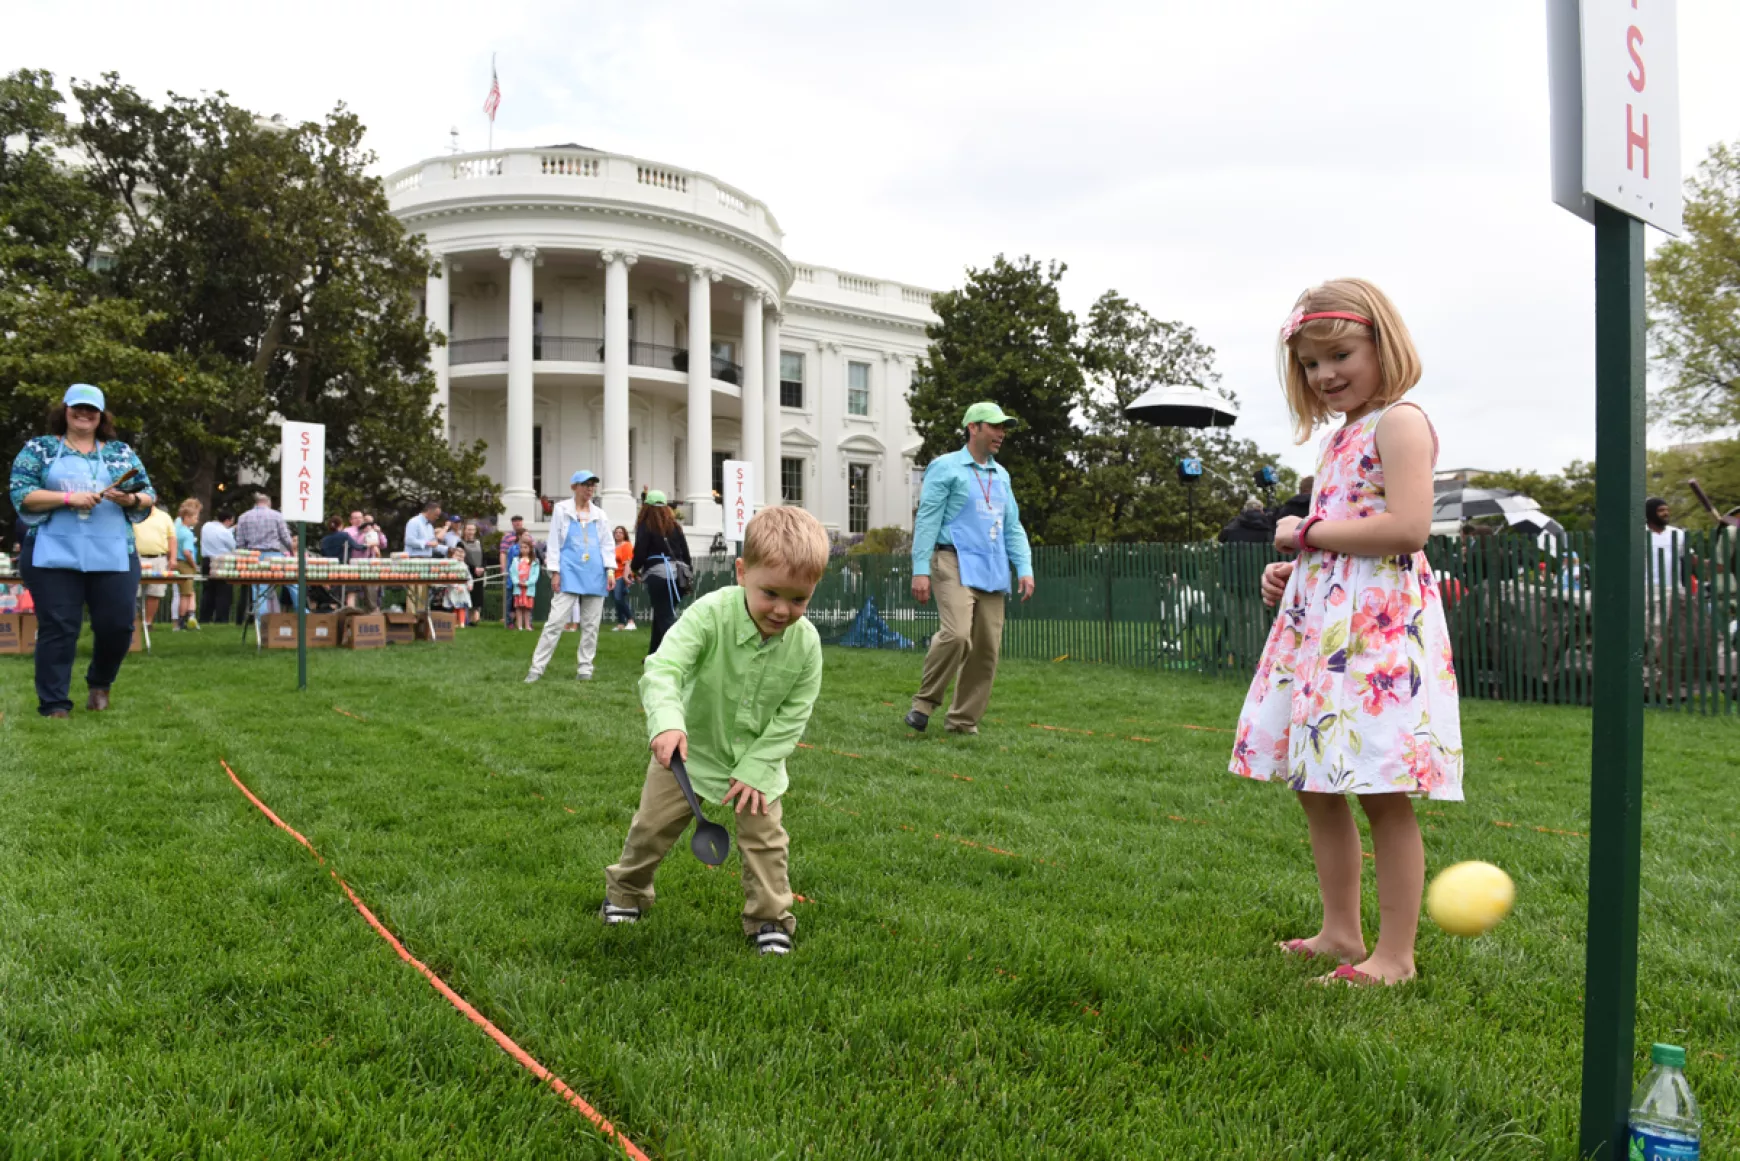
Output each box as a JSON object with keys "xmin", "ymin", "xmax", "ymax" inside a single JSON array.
[
  {"xmin": 1230, "ymin": 278, "xmax": 1463, "ymax": 987},
  {"xmin": 445, "ymin": 545, "xmax": 472, "ymax": 616},
  {"xmin": 601, "ymin": 506, "xmax": 830, "ymax": 956},
  {"xmin": 509, "ymin": 541, "xmax": 540, "ymax": 631}
]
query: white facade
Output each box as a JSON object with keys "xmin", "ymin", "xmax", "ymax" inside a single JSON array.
[{"xmin": 385, "ymin": 147, "xmax": 937, "ymax": 536}]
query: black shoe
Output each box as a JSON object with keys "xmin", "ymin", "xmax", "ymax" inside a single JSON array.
[
  {"xmin": 752, "ymin": 922, "xmax": 792, "ymax": 956},
  {"xmin": 904, "ymin": 710, "xmax": 929, "ymax": 732}
]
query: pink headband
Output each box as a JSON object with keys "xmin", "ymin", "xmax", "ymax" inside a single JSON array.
[{"xmin": 1280, "ymin": 309, "xmax": 1374, "ymax": 342}]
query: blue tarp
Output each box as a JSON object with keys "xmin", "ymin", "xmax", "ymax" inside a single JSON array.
[{"xmin": 830, "ymin": 596, "xmax": 916, "ymax": 650}]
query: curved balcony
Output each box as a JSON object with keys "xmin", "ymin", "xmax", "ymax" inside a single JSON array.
[
  {"xmin": 448, "ymin": 334, "xmax": 744, "ymax": 384},
  {"xmin": 385, "ymin": 148, "xmax": 785, "ymax": 264}
]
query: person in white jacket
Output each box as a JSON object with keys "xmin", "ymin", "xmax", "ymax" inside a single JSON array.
[{"xmin": 525, "ymin": 470, "xmax": 612, "ymax": 682}]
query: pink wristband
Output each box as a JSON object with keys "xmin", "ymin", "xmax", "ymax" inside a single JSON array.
[{"xmin": 1296, "ymin": 514, "xmax": 1323, "ymax": 552}]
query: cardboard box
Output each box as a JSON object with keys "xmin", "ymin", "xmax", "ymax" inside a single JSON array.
[
  {"xmin": 306, "ymin": 613, "xmax": 340, "ymax": 649},
  {"xmin": 416, "ymin": 611, "xmax": 455, "ymax": 642},
  {"xmin": 262, "ymin": 613, "xmax": 301, "ymax": 650},
  {"xmin": 0, "ymin": 614, "xmax": 21, "ymax": 654},
  {"xmin": 383, "ymin": 613, "xmax": 418, "ymax": 645},
  {"xmin": 343, "ymin": 613, "xmax": 386, "ymax": 649},
  {"xmin": 22, "ymin": 614, "xmax": 37, "ymax": 653}
]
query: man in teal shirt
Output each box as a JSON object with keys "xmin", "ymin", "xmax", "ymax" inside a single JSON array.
[{"xmin": 905, "ymin": 401, "xmax": 1034, "ymax": 735}]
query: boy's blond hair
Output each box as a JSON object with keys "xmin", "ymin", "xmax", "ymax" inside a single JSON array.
[
  {"xmin": 741, "ymin": 506, "xmax": 830, "ymax": 584},
  {"xmin": 1277, "ymin": 277, "xmax": 1422, "ymax": 444}
]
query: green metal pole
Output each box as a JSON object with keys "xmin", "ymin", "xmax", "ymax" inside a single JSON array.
[
  {"xmin": 1578, "ymin": 202, "xmax": 1647, "ymax": 1160},
  {"xmin": 296, "ymin": 522, "xmax": 308, "ymax": 692}
]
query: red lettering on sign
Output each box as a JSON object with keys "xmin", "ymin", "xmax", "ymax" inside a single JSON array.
[
  {"xmin": 1627, "ymin": 26, "xmax": 1645, "ymax": 92},
  {"xmin": 300, "ymin": 481, "xmax": 311, "ymax": 496},
  {"xmin": 301, "ymin": 432, "xmax": 312, "ymax": 447},
  {"xmin": 1627, "ymin": 105, "xmax": 1650, "ymax": 178},
  {"xmin": 299, "ymin": 466, "xmax": 312, "ymax": 479}
]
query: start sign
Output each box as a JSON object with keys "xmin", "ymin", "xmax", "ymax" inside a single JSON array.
[
  {"xmin": 1549, "ymin": 0, "xmax": 1682, "ymax": 234},
  {"xmin": 280, "ymin": 421, "xmax": 326, "ymax": 522},
  {"xmin": 722, "ymin": 460, "xmax": 754, "ymax": 544}
]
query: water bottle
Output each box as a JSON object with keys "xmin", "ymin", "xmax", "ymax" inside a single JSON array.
[{"xmin": 1629, "ymin": 1042, "xmax": 1700, "ymax": 1160}]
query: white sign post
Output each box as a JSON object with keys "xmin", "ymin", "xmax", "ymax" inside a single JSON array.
[
  {"xmin": 722, "ymin": 460, "xmax": 754, "ymax": 545},
  {"xmin": 279, "ymin": 421, "xmax": 326, "ymax": 691},
  {"xmin": 1547, "ymin": 3, "xmax": 1680, "ymax": 1155},
  {"xmin": 1549, "ymin": 0, "xmax": 1682, "ymax": 234},
  {"xmin": 280, "ymin": 421, "xmax": 326, "ymax": 522}
]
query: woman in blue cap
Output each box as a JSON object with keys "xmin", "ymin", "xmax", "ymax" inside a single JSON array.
[
  {"xmin": 8, "ymin": 385, "xmax": 158, "ymax": 717},
  {"xmin": 525, "ymin": 469, "xmax": 613, "ymax": 682}
]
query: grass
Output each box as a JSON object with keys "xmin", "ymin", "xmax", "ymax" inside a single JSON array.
[{"xmin": 1, "ymin": 622, "xmax": 1736, "ymax": 1159}]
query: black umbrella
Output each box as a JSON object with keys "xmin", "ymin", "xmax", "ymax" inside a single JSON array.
[
  {"xmin": 1432, "ymin": 486, "xmax": 1543, "ymax": 525},
  {"xmin": 1123, "ymin": 383, "xmax": 1239, "ymax": 429}
]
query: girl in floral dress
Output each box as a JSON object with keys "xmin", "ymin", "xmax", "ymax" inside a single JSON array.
[{"xmin": 1230, "ymin": 278, "xmax": 1462, "ymax": 986}]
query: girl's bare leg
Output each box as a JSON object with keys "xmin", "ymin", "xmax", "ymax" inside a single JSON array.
[
  {"xmin": 1293, "ymin": 791, "xmax": 1368, "ymax": 962},
  {"xmin": 1352, "ymin": 792, "xmax": 1424, "ymax": 983}
]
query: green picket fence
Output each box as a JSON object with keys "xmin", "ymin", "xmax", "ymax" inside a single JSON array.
[{"xmin": 756, "ymin": 532, "xmax": 1739, "ymax": 715}]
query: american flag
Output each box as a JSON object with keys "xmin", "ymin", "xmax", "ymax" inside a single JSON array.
[{"xmin": 483, "ymin": 56, "xmax": 501, "ymax": 121}]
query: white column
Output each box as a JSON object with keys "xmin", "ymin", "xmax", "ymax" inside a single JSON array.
[
  {"xmin": 740, "ymin": 290, "xmax": 765, "ymax": 509},
  {"xmin": 426, "ymin": 255, "xmax": 451, "ymax": 439},
  {"xmin": 685, "ymin": 266, "xmax": 720, "ymax": 531},
  {"xmin": 600, "ymin": 249, "xmax": 636, "ymax": 518},
  {"xmin": 763, "ymin": 308, "xmax": 781, "ymax": 506},
  {"xmin": 502, "ymin": 245, "xmax": 537, "ymax": 514}
]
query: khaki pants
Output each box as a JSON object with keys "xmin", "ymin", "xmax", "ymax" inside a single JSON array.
[
  {"xmin": 911, "ymin": 548, "xmax": 1007, "ymax": 732},
  {"xmin": 404, "ymin": 585, "xmax": 429, "ymax": 616},
  {"xmin": 528, "ymin": 592, "xmax": 604, "ymax": 678},
  {"xmin": 605, "ymin": 759, "xmax": 795, "ymax": 935}
]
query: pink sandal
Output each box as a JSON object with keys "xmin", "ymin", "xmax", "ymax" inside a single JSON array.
[
  {"xmin": 1276, "ymin": 939, "xmax": 1318, "ymax": 959},
  {"xmin": 1318, "ymin": 964, "xmax": 1415, "ymax": 987}
]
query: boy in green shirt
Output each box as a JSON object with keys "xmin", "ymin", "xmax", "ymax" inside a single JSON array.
[{"xmin": 602, "ymin": 505, "xmax": 831, "ymax": 955}]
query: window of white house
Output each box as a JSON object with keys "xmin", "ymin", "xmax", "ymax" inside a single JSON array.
[
  {"xmin": 847, "ymin": 463, "xmax": 871, "ymax": 533},
  {"xmin": 780, "ymin": 352, "xmax": 805, "ymax": 409},
  {"xmin": 847, "ymin": 361, "xmax": 871, "ymax": 416},
  {"xmin": 781, "ymin": 457, "xmax": 805, "ymax": 507}
]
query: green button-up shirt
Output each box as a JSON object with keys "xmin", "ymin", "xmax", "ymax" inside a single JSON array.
[{"xmin": 640, "ymin": 586, "xmax": 824, "ymax": 804}]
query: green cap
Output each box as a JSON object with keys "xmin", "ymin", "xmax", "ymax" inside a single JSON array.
[
  {"xmin": 962, "ymin": 401, "xmax": 1018, "ymax": 428},
  {"xmin": 643, "ymin": 490, "xmax": 668, "ymax": 506},
  {"xmin": 1651, "ymin": 1044, "xmax": 1686, "ymax": 1069}
]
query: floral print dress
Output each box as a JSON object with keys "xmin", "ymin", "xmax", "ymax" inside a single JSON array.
[{"xmin": 1230, "ymin": 402, "xmax": 1463, "ymax": 799}]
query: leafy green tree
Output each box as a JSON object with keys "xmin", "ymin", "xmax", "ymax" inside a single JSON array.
[
  {"xmin": 1051, "ymin": 291, "xmax": 1293, "ymax": 543},
  {"xmin": 907, "ymin": 255, "xmax": 1083, "ymax": 544},
  {"xmin": 1467, "ymin": 462, "xmax": 1598, "ymax": 532},
  {"xmin": 0, "ymin": 69, "xmax": 495, "ymax": 536},
  {"xmin": 1647, "ymin": 141, "xmax": 1740, "ymax": 433}
]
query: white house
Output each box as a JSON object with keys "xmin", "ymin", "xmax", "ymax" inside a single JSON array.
[{"xmin": 384, "ymin": 145, "xmax": 938, "ymax": 536}]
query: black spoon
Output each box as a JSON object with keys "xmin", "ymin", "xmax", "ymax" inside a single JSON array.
[{"xmin": 669, "ymin": 753, "xmax": 731, "ymax": 866}]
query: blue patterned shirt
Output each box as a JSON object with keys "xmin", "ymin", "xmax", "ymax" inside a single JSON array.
[{"xmin": 9, "ymin": 436, "xmax": 156, "ymax": 547}]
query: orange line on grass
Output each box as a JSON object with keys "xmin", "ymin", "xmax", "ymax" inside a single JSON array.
[
  {"xmin": 332, "ymin": 707, "xmax": 368, "ymax": 721},
  {"xmin": 220, "ymin": 759, "xmax": 648, "ymax": 1160}
]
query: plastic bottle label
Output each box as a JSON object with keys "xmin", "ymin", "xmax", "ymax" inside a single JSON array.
[{"xmin": 1629, "ymin": 1128, "xmax": 1698, "ymax": 1160}]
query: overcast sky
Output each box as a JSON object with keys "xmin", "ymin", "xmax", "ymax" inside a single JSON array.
[{"xmin": 10, "ymin": 1, "xmax": 1737, "ymax": 477}]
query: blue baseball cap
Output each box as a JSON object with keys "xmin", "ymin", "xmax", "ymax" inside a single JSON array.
[
  {"xmin": 64, "ymin": 383, "xmax": 106, "ymax": 411},
  {"xmin": 570, "ymin": 469, "xmax": 600, "ymax": 486}
]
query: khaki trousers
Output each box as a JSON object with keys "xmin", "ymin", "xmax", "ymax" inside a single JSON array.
[
  {"xmin": 911, "ymin": 548, "xmax": 1007, "ymax": 732},
  {"xmin": 527, "ymin": 592, "xmax": 603, "ymax": 679},
  {"xmin": 604, "ymin": 758, "xmax": 795, "ymax": 936},
  {"xmin": 404, "ymin": 584, "xmax": 429, "ymax": 616}
]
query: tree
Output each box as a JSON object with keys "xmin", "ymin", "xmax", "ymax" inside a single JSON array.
[
  {"xmin": 907, "ymin": 255, "xmax": 1083, "ymax": 544},
  {"xmin": 1050, "ymin": 291, "xmax": 1293, "ymax": 543},
  {"xmin": 1647, "ymin": 141, "xmax": 1740, "ymax": 434},
  {"xmin": 0, "ymin": 69, "xmax": 496, "ymax": 536}
]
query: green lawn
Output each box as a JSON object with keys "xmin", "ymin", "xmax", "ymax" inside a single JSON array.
[{"xmin": 1, "ymin": 623, "xmax": 1735, "ymax": 1159}]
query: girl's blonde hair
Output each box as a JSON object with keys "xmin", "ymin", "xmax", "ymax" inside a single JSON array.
[
  {"xmin": 1277, "ymin": 278, "xmax": 1422, "ymax": 444},
  {"xmin": 178, "ymin": 498, "xmax": 202, "ymax": 520}
]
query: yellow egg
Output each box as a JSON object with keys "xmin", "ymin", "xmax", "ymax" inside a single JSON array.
[{"xmin": 1426, "ymin": 860, "xmax": 1515, "ymax": 937}]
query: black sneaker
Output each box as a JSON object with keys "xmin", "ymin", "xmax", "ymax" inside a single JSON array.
[
  {"xmin": 599, "ymin": 902, "xmax": 641, "ymax": 925},
  {"xmin": 752, "ymin": 923, "xmax": 793, "ymax": 956},
  {"xmin": 904, "ymin": 709, "xmax": 929, "ymax": 732}
]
